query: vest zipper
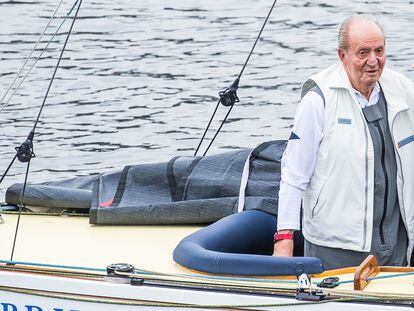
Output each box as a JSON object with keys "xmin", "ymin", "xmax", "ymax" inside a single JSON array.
[
  {"xmin": 373, "ymin": 121, "xmax": 388, "ymax": 245},
  {"xmin": 391, "ymin": 111, "xmax": 409, "ymax": 262},
  {"xmin": 362, "ymin": 117, "xmax": 369, "ymax": 250}
]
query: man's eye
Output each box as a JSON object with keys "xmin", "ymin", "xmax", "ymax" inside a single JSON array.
[{"xmin": 358, "ymin": 50, "xmax": 367, "ymax": 57}]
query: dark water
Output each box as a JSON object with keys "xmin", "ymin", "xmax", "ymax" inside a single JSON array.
[{"xmin": 0, "ymin": 0, "xmax": 413, "ymax": 195}]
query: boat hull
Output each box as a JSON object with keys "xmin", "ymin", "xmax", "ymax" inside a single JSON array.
[{"xmin": 0, "ymin": 268, "xmax": 412, "ymax": 311}]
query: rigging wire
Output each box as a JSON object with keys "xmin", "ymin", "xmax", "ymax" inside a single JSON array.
[
  {"xmin": 31, "ymin": 1, "xmax": 81, "ymax": 133},
  {"xmin": 0, "ymin": 0, "xmax": 79, "ymax": 114},
  {"xmin": 193, "ymin": 98, "xmax": 220, "ymax": 156},
  {"xmin": 9, "ymin": 161, "xmax": 31, "ymax": 261},
  {"xmin": 193, "ymin": 0, "xmax": 278, "ymax": 156},
  {"xmin": 0, "ymin": 0, "xmax": 65, "ymax": 108},
  {"xmin": 201, "ymin": 104, "xmax": 234, "ymax": 157},
  {"xmin": 7, "ymin": 0, "xmax": 83, "ymax": 262},
  {"xmin": 0, "ymin": 0, "xmax": 80, "ymax": 183}
]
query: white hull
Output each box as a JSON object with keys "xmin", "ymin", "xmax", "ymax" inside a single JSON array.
[
  {"xmin": 0, "ymin": 267, "xmax": 411, "ymax": 311},
  {"xmin": 0, "ymin": 291, "xmax": 406, "ymax": 311},
  {"xmin": 0, "ymin": 214, "xmax": 412, "ymax": 310}
]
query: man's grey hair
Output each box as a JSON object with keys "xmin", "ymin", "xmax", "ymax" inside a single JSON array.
[{"xmin": 338, "ymin": 14, "xmax": 385, "ymax": 50}]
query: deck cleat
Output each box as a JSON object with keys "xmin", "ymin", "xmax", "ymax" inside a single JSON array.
[
  {"xmin": 106, "ymin": 263, "xmax": 135, "ymax": 276},
  {"xmin": 318, "ymin": 276, "xmax": 340, "ymax": 288},
  {"xmin": 105, "ymin": 263, "xmax": 138, "ymax": 284}
]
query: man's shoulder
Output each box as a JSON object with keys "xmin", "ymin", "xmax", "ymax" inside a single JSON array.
[
  {"xmin": 381, "ymin": 67, "xmax": 414, "ymax": 105},
  {"xmin": 382, "ymin": 67, "xmax": 413, "ymax": 87},
  {"xmin": 309, "ymin": 62, "xmax": 351, "ymax": 91},
  {"xmin": 311, "ymin": 62, "xmax": 342, "ymax": 79}
]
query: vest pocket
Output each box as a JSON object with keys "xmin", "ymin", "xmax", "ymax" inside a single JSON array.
[
  {"xmin": 311, "ymin": 181, "xmax": 327, "ymax": 218},
  {"xmin": 311, "ymin": 200, "xmax": 326, "ymax": 218},
  {"xmin": 397, "ymin": 135, "xmax": 414, "ymax": 149}
]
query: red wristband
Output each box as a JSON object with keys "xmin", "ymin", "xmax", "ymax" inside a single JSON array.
[{"xmin": 274, "ymin": 232, "xmax": 294, "ymax": 242}]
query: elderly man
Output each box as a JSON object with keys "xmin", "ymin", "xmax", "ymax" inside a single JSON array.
[{"xmin": 273, "ymin": 15, "xmax": 414, "ymax": 269}]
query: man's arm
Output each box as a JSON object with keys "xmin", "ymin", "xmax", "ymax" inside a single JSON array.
[{"xmin": 273, "ymin": 90, "xmax": 324, "ymax": 257}]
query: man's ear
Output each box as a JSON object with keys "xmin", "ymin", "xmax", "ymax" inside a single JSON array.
[{"xmin": 337, "ymin": 48, "xmax": 346, "ymax": 62}]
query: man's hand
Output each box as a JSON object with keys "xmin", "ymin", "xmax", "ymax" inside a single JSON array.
[
  {"xmin": 273, "ymin": 239, "xmax": 294, "ymax": 256},
  {"xmin": 272, "ymin": 230, "xmax": 294, "ymax": 257}
]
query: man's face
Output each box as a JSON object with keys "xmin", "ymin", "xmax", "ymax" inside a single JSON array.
[{"xmin": 338, "ymin": 21, "xmax": 386, "ymax": 93}]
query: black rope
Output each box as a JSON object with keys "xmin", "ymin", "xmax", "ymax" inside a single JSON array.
[
  {"xmin": 10, "ymin": 161, "xmax": 31, "ymax": 261},
  {"xmin": 32, "ymin": 0, "xmax": 82, "ymax": 133},
  {"xmin": 236, "ymin": 0, "xmax": 278, "ymax": 81},
  {"xmin": 0, "ymin": 155, "xmax": 17, "ymax": 185},
  {"xmin": 6, "ymin": 0, "xmax": 83, "ymax": 262},
  {"xmin": 193, "ymin": 0, "xmax": 278, "ymax": 156},
  {"xmin": 0, "ymin": 0, "xmax": 71, "ymax": 113},
  {"xmin": 193, "ymin": 98, "xmax": 221, "ymax": 156},
  {"xmin": 0, "ymin": 0, "xmax": 82, "ymax": 189},
  {"xmin": 202, "ymin": 104, "xmax": 234, "ymax": 157}
]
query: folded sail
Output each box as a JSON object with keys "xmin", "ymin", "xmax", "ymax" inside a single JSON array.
[{"xmin": 6, "ymin": 140, "xmax": 286, "ymax": 225}]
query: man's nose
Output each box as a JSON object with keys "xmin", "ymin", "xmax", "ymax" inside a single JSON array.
[{"xmin": 366, "ymin": 51, "xmax": 379, "ymax": 66}]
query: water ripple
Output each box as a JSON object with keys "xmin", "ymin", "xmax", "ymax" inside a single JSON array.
[{"xmin": 0, "ymin": 0, "xmax": 413, "ymax": 194}]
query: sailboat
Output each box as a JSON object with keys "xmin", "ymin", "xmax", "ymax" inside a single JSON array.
[{"xmin": 1, "ymin": 1, "xmax": 414, "ymax": 310}]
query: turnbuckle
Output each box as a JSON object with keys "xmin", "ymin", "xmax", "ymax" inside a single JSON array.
[
  {"xmin": 15, "ymin": 131, "xmax": 35, "ymax": 163},
  {"xmin": 219, "ymin": 78, "xmax": 239, "ymax": 107}
]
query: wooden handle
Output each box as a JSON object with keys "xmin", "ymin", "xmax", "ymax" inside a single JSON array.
[{"xmin": 354, "ymin": 255, "xmax": 380, "ymax": 290}]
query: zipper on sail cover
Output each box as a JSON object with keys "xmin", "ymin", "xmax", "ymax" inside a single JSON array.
[{"xmin": 373, "ymin": 121, "xmax": 388, "ymax": 245}]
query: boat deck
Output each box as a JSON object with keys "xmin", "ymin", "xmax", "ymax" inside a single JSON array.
[
  {"xmin": 1, "ymin": 212, "xmax": 414, "ymax": 299},
  {"xmin": 0, "ymin": 213, "xmax": 200, "ymax": 274}
]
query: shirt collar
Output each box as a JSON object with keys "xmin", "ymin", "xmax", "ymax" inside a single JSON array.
[{"xmin": 353, "ymin": 82, "xmax": 380, "ymax": 108}]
